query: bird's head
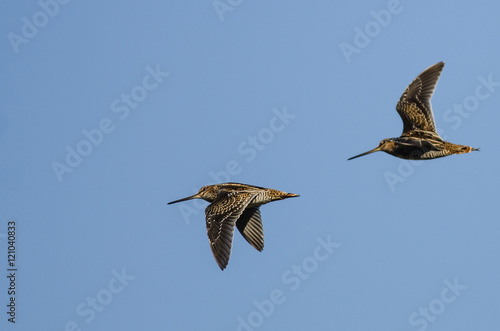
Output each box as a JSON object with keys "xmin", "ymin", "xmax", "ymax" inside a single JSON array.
[
  {"xmin": 168, "ymin": 185, "xmax": 218, "ymax": 205},
  {"xmin": 348, "ymin": 139, "xmax": 395, "ymax": 160}
]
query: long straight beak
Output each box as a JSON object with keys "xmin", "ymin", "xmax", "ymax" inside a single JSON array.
[
  {"xmin": 168, "ymin": 194, "xmax": 199, "ymax": 205},
  {"xmin": 348, "ymin": 146, "xmax": 382, "ymax": 160}
]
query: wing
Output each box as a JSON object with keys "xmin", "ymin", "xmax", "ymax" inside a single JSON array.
[
  {"xmin": 236, "ymin": 207, "xmax": 264, "ymax": 252},
  {"xmin": 205, "ymin": 191, "xmax": 256, "ymax": 270},
  {"xmin": 396, "ymin": 62, "xmax": 444, "ymax": 134},
  {"xmin": 392, "ymin": 137, "xmax": 441, "ymax": 151},
  {"xmin": 401, "ymin": 129, "xmax": 444, "ymax": 141}
]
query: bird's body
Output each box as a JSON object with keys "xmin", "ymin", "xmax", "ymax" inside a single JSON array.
[
  {"xmin": 168, "ymin": 183, "xmax": 299, "ymax": 270},
  {"xmin": 349, "ymin": 62, "xmax": 478, "ymax": 161},
  {"xmin": 373, "ymin": 131, "xmax": 475, "ymax": 160}
]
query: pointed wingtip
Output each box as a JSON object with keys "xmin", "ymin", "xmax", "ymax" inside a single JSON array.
[
  {"xmin": 215, "ymin": 256, "xmax": 229, "ymax": 271},
  {"xmin": 430, "ymin": 61, "xmax": 445, "ymax": 69}
]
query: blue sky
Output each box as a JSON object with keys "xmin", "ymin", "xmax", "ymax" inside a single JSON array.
[{"xmin": 1, "ymin": 1, "xmax": 499, "ymax": 330}]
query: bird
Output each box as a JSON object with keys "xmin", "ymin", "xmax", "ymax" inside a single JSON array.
[
  {"xmin": 168, "ymin": 183, "xmax": 299, "ymax": 270},
  {"xmin": 348, "ymin": 61, "xmax": 479, "ymax": 160}
]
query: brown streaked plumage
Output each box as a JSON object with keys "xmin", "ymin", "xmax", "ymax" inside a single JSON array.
[
  {"xmin": 348, "ymin": 62, "xmax": 479, "ymax": 161},
  {"xmin": 168, "ymin": 183, "xmax": 299, "ymax": 270}
]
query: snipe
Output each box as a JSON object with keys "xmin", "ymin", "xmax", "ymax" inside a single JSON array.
[
  {"xmin": 168, "ymin": 183, "xmax": 299, "ymax": 270},
  {"xmin": 349, "ymin": 62, "xmax": 479, "ymax": 160}
]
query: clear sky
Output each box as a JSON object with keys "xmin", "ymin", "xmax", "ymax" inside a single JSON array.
[{"xmin": 1, "ymin": 1, "xmax": 499, "ymax": 330}]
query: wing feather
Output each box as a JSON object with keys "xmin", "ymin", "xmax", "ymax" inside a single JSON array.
[
  {"xmin": 205, "ymin": 191, "xmax": 256, "ymax": 270},
  {"xmin": 236, "ymin": 207, "xmax": 264, "ymax": 252},
  {"xmin": 396, "ymin": 62, "xmax": 444, "ymax": 134}
]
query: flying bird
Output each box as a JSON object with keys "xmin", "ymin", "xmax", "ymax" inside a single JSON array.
[
  {"xmin": 168, "ymin": 183, "xmax": 299, "ymax": 270},
  {"xmin": 348, "ymin": 62, "xmax": 479, "ymax": 160}
]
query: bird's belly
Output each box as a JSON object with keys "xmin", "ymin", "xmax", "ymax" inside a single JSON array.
[{"xmin": 389, "ymin": 143, "xmax": 449, "ymax": 160}]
